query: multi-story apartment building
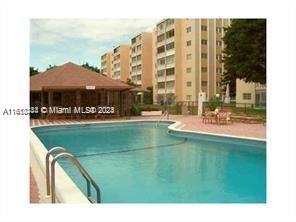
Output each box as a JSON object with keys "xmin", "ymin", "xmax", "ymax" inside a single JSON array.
[
  {"xmin": 112, "ymin": 45, "xmax": 130, "ymax": 82},
  {"xmin": 153, "ymin": 18, "xmax": 231, "ymax": 104},
  {"xmin": 100, "ymin": 52, "xmax": 113, "ymax": 77},
  {"xmin": 130, "ymin": 32, "xmax": 153, "ymax": 90}
]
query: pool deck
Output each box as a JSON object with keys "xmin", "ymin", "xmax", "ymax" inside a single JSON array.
[{"xmin": 29, "ymin": 115, "xmax": 266, "ymax": 203}]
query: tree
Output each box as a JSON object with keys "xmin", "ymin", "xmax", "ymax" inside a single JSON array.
[
  {"xmin": 143, "ymin": 86, "xmax": 153, "ymax": 104},
  {"xmin": 223, "ymin": 19, "xmax": 266, "ymax": 85},
  {"xmin": 30, "ymin": 66, "xmax": 39, "ymax": 76},
  {"xmin": 81, "ymin": 62, "xmax": 100, "ymax": 73},
  {"xmin": 46, "ymin": 64, "xmax": 57, "ymax": 71},
  {"xmin": 125, "ymin": 78, "xmax": 137, "ymax": 87}
]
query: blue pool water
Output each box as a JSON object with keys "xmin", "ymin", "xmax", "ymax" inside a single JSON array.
[{"xmin": 32, "ymin": 121, "xmax": 266, "ymax": 203}]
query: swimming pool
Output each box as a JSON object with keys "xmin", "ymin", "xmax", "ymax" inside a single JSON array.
[{"xmin": 32, "ymin": 121, "xmax": 266, "ymax": 203}]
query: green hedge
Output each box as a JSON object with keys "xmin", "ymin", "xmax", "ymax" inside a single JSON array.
[{"xmin": 130, "ymin": 104, "xmax": 161, "ymax": 115}]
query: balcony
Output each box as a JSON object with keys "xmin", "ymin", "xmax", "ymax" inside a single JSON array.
[
  {"xmin": 157, "ymin": 52, "xmax": 166, "ymax": 59},
  {"xmin": 166, "ymin": 75, "xmax": 175, "ymax": 81},
  {"xmin": 166, "ymin": 87, "xmax": 175, "ymax": 94},
  {"xmin": 166, "ymin": 49, "xmax": 175, "ymax": 57},
  {"xmin": 157, "ymin": 88, "xmax": 165, "ymax": 94},
  {"xmin": 157, "ymin": 76, "xmax": 165, "ymax": 82}
]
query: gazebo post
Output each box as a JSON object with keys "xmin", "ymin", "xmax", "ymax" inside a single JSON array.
[
  {"xmin": 95, "ymin": 90, "xmax": 98, "ymax": 107},
  {"xmin": 40, "ymin": 91, "xmax": 45, "ymax": 118},
  {"xmin": 101, "ymin": 90, "xmax": 105, "ymax": 106},
  {"xmin": 119, "ymin": 91, "xmax": 122, "ymax": 116},
  {"xmin": 61, "ymin": 91, "xmax": 65, "ymax": 107},
  {"xmin": 48, "ymin": 90, "xmax": 53, "ymax": 107},
  {"xmin": 76, "ymin": 90, "xmax": 81, "ymax": 107}
]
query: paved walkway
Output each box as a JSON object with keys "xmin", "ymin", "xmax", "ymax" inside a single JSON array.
[
  {"xmin": 30, "ymin": 168, "xmax": 39, "ymax": 203},
  {"xmin": 29, "ymin": 115, "xmax": 266, "ymax": 202}
]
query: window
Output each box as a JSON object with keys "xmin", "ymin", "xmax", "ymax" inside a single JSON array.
[
  {"xmin": 216, "ymin": 68, "xmax": 222, "ymax": 73},
  {"xmin": 243, "ymin": 93, "xmax": 252, "ymax": 100},
  {"xmin": 186, "ymin": 95, "xmax": 192, "ymax": 101},
  {"xmin": 137, "ymin": 75, "xmax": 141, "ymax": 80},
  {"xmin": 186, "ymin": 53, "xmax": 192, "ymax": 60},
  {"xmin": 186, "ymin": 67, "xmax": 192, "ymax": 73},
  {"xmin": 166, "ymin": 42, "xmax": 175, "ymax": 50},
  {"xmin": 131, "ymin": 37, "xmax": 136, "ymax": 44},
  {"xmin": 216, "ymin": 54, "xmax": 222, "ymax": 60},
  {"xmin": 136, "ymin": 55, "xmax": 141, "ymax": 61},
  {"xmin": 201, "ymin": 53, "xmax": 207, "ymax": 59},
  {"xmin": 114, "ymin": 63, "xmax": 120, "ymax": 69},
  {"xmin": 201, "ymin": 39, "xmax": 207, "ymax": 45},
  {"xmin": 113, "ymin": 47, "xmax": 119, "ymax": 53},
  {"xmin": 114, "ymin": 55, "xmax": 120, "ymax": 60},
  {"xmin": 158, "ymin": 23, "xmax": 164, "ymax": 31},
  {"xmin": 216, "ymin": 40, "xmax": 222, "ymax": 46},
  {"xmin": 186, "ymin": 81, "xmax": 192, "ymax": 87},
  {"xmin": 136, "ymin": 45, "xmax": 141, "ymax": 51},
  {"xmin": 157, "ymin": 82, "xmax": 165, "ymax": 89},
  {"xmin": 166, "ymin": 55, "xmax": 174, "ymax": 64},
  {"xmin": 216, "ymin": 27, "xmax": 222, "ymax": 33},
  {"xmin": 186, "ymin": 40, "xmax": 191, "ymax": 46},
  {"xmin": 157, "ymin": 69, "xmax": 165, "ymax": 77},
  {"xmin": 137, "ymin": 64, "xmax": 142, "ymax": 71},
  {"xmin": 166, "ymin": 19, "xmax": 174, "ymax": 26},
  {"xmin": 157, "ymin": 58, "xmax": 165, "ymax": 65},
  {"xmin": 166, "ymin": 29, "xmax": 175, "ymax": 38},
  {"xmin": 157, "ymin": 34, "xmax": 165, "ymax": 42},
  {"xmin": 186, "ymin": 26, "xmax": 191, "ymax": 33},
  {"xmin": 157, "ymin": 46, "xmax": 165, "ymax": 54},
  {"xmin": 132, "ymin": 66, "xmax": 137, "ymax": 72},
  {"xmin": 131, "ymin": 56, "xmax": 137, "ymax": 63},
  {"xmin": 166, "ymin": 80, "xmax": 175, "ymax": 88},
  {"xmin": 201, "ymin": 67, "xmax": 207, "ymax": 72},
  {"xmin": 201, "ymin": 25, "xmax": 207, "ymax": 31},
  {"xmin": 202, "ymin": 81, "xmax": 207, "ymax": 87},
  {"xmin": 166, "ymin": 68, "xmax": 175, "ymax": 76}
]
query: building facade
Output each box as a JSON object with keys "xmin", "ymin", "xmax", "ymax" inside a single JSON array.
[
  {"xmin": 236, "ymin": 79, "xmax": 266, "ymax": 108},
  {"xmin": 153, "ymin": 18, "xmax": 231, "ymax": 104},
  {"xmin": 112, "ymin": 45, "xmax": 130, "ymax": 82},
  {"xmin": 130, "ymin": 32, "xmax": 153, "ymax": 90},
  {"xmin": 100, "ymin": 18, "xmax": 231, "ymax": 104},
  {"xmin": 101, "ymin": 52, "xmax": 113, "ymax": 77}
]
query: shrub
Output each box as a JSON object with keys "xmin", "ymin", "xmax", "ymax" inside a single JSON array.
[
  {"xmin": 130, "ymin": 104, "xmax": 141, "ymax": 116},
  {"xmin": 130, "ymin": 104, "xmax": 161, "ymax": 115},
  {"xmin": 208, "ymin": 97, "xmax": 221, "ymax": 111}
]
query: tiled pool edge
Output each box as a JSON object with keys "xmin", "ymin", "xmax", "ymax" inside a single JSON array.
[{"xmin": 30, "ymin": 119, "xmax": 266, "ymax": 203}]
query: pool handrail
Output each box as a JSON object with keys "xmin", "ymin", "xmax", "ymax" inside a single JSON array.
[
  {"xmin": 156, "ymin": 110, "xmax": 169, "ymax": 127},
  {"xmin": 45, "ymin": 146, "xmax": 67, "ymax": 196},
  {"xmin": 46, "ymin": 147, "xmax": 101, "ymax": 203}
]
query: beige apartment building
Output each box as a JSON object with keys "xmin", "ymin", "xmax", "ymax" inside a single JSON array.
[
  {"xmin": 236, "ymin": 79, "xmax": 266, "ymax": 108},
  {"xmin": 130, "ymin": 32, "xmax": 153, "ymax": 90},
  {"xmin": 112, "ymin": 45, "xmax": 130, "ymax": 82},
  {"xmin": 153, "ymin": 18, "xmax": 231, "ymax": 104},
  {"xmin": 101, "ymin": 52, "xmax": 113, "ymax": 77}
]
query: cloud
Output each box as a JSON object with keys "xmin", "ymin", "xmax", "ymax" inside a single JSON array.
[
  {"xmin": 30, "ymin": 19, "xmax": 159, "ymax": 45},
  {"xmin": 30, "ymin": 19, "xmax": 161, "ymax": 71}
]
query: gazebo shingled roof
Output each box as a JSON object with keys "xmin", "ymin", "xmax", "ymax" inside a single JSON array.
[{"xmin": 30, "ymin": 62, "xmax": 131, "ymax": 91}]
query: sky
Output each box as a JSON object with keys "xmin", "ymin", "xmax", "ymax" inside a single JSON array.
[{"xmin": 30, "ymin": 19, "xmax": 160, "ymax": 72}]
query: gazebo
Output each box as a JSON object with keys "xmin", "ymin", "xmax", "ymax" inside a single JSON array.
[{"xmin": 30, "ymin": 62, "xmax": 132, "ymax": 118}]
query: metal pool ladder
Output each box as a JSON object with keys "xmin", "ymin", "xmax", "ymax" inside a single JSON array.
[
  {"xmin": 45, "ymin": 147, "xmax": 101, "ymax": 203},
  {"xmin": 156, "ymin": 110, "xmax": 169, "ymax": 127}
]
